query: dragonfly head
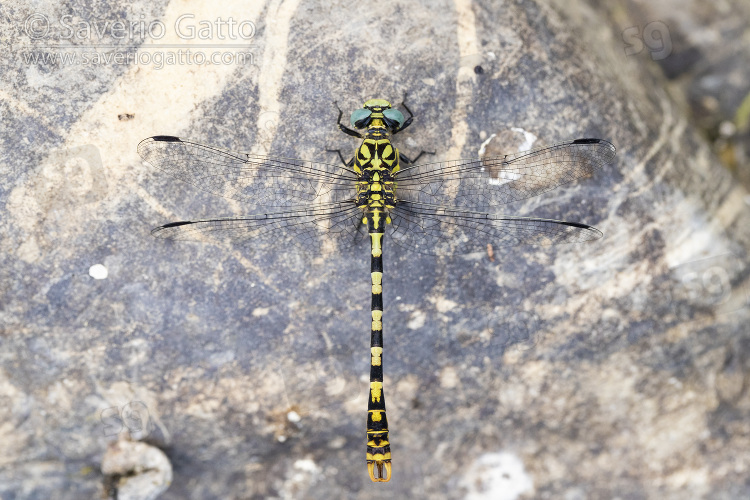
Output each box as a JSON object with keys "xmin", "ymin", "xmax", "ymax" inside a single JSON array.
[{"xmin": 351, "ymin": 99, "xmax": 405, "ymax": 133}]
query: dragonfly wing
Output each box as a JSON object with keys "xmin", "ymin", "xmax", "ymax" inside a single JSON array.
[
  {"xmin": 152, "ymin": 201, "xmax": 366, "ymax": 252},
  {"xmin": 388, "ymin": 201, "xmax": 602, "ymax": 256},
  {"xmin": 138, "ymin": 136, "xmax": 357, "ymax": 208},
  {"xmin": 394, "ymin": 138, "xmax": 615, "ymax": 211}
]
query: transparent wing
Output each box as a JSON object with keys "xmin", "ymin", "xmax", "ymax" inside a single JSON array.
[
  {"xmin": 395, "ymin": 138, "xmax": 615, "ymax": 211},
  {"xmin": 138, "ymin": 136, "xmax": 358, "ymax": 208},
  {"xmin": 151, "ymin": 201, "xmax": 368, "ymax": 252},
  {"xmin": 387, "ymin": 201, "xmax": 602, "ymax": 256}
]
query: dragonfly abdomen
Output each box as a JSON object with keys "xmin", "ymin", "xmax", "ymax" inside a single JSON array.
[{"xmin": 366, "ymin": 209, "xmax": 391, "ymax": 482}]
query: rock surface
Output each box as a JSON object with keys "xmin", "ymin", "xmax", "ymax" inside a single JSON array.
[
  {"xmin": 1, "ymin": 0, "xmax": 749, "ymax": 499},
  {"xmin": 102, "ymin": 440, "xmax": 173, "ymax": 500},
  {"xmin": 601, "ymin": 0, "xmax": 750, "ymax": 193}
]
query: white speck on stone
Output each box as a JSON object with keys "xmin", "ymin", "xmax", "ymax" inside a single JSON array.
[
  {"xmin": 435, "ymin": 297, "xmax": 458, "ymax": 313},
  {"xmin": 718, "ymin": 120, "xmax": 736, "ymax": 137},
  {"xmin": 210, "ymin": 350, "xmax": 235, "ymax": 366},
  {"xmin": 407, "ymin": 310, "xmax": 426, "ymax": 330},
  {"xmin": 287, "ymin": 411, "xmax": 301, "ymax": 423},
  {"xmin": 459, "ymin": 452, "xmax": 534, "ymax": 500},
  {"xmin": 510, "ymin": 127, "xmax": 537, "ymax": 152},
  {"xmin": 294, "ymin": 458, "xmax": 320, "ymax": 473},
  {"xmin": 277, "ymin": 435, "xmax": 287, "ymax": 442},
  {"xmin": 252, "ymin": 307, "xmax": 270, "ymax": 317},
  {"xmin": 328, "ymin": 436, "xmax": 346, "ymax": 449},
  {"xmin": 478, "ymin": 133, "xmax": 496, "ymax": 156},
  {"xmin": 89, "ymin": 264, "xmax": 108, "ymax": 280},
  {"xmin": 488, "ymin": 171, "xmax": 522, "ymax": 186},
  {"xmin": 17, "ymin": 237, "xmax": 41, "ymax": 263},
  {"xmin": 440, "ymin": 366, "xmax": 459, "ymax": 388}
]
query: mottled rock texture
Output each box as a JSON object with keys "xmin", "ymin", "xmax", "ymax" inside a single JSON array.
[{"xmin": 1, "ymin": 0, "xmax": 749, "ymax": 499}]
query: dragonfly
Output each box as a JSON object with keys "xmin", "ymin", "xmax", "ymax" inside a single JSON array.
[{"xmin": 138, "ymin": 97, "xmax": 616, "ymax": 482}]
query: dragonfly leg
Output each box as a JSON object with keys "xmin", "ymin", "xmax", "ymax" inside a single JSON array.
[
  {"xmin": 392, "ymin": 92, "xmax": 416, "ymax": 135},
  {"xmin": 326, "ymin": 148, "xmax": 355, "ymax": 168},
  {"xmin": 399, "ymin": 150, "xmax": 435, "ymax": 165},
  {"xmin": 332, "ymin": 101, "xmax": 364, "ymax": 138}
]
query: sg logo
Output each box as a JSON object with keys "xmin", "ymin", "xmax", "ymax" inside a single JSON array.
[
  {"xmin": 101, "ymin": 401, "xmax": 152, "ymax": 439},
  {"xmin": 622, "ymin": 21, "xmax": 673, "ymax": 61}
]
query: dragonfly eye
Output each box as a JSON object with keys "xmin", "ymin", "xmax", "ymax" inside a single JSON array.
[
  {"xmin": 382, "ymin": 108, "xmax": 405, "ymax": 130},
  {"xmin": 350, "ymin": 109, "xmax": 373, "ymax": 128}
]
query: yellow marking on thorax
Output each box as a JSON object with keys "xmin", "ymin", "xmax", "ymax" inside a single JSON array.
[
  {"xmin": 371, "ymin": 346, "xmax": 383, "ymax": 366},
  {"xmin": 370, "ymin": 381, "xmax": 383, "ymax": 402}
]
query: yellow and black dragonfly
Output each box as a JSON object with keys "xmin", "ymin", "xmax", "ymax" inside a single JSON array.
[{"xmin": 138, "ymin": 97, "xmax": 616, "ymax": 482}]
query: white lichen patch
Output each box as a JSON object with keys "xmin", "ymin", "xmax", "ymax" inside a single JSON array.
[
  {"xmin": 440, "ymin": 366, "xmax": 459, "ymax": 388},
  {"xmin": 102, "ymin": 440, "xmax": 172, "ymax": 500},
  {"xmin": 432, "ymin": 297, "xmax": 458, "ymax": 313},
  {"xmin": 407, "ymin": 310, "xmax": 426, "ymax": 330},
  {"xmin": 510, "ymin": 127, "xmax": 537, "ymax": 152},
  {"xmin": 478, "ymin": 133, "xmax": 497, "ymax": 156},
  {"xmin": 252, "ymin": 307, "xmax": 270, "ymax": 317},
  {"xmin": 459, "ymin": 452, "xmax": 534, "ymax": 500}
]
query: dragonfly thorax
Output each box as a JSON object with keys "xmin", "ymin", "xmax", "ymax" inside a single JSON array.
[{"xmin": 354, "ymin": 138, "xmax": 399, "ymax": 211}]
